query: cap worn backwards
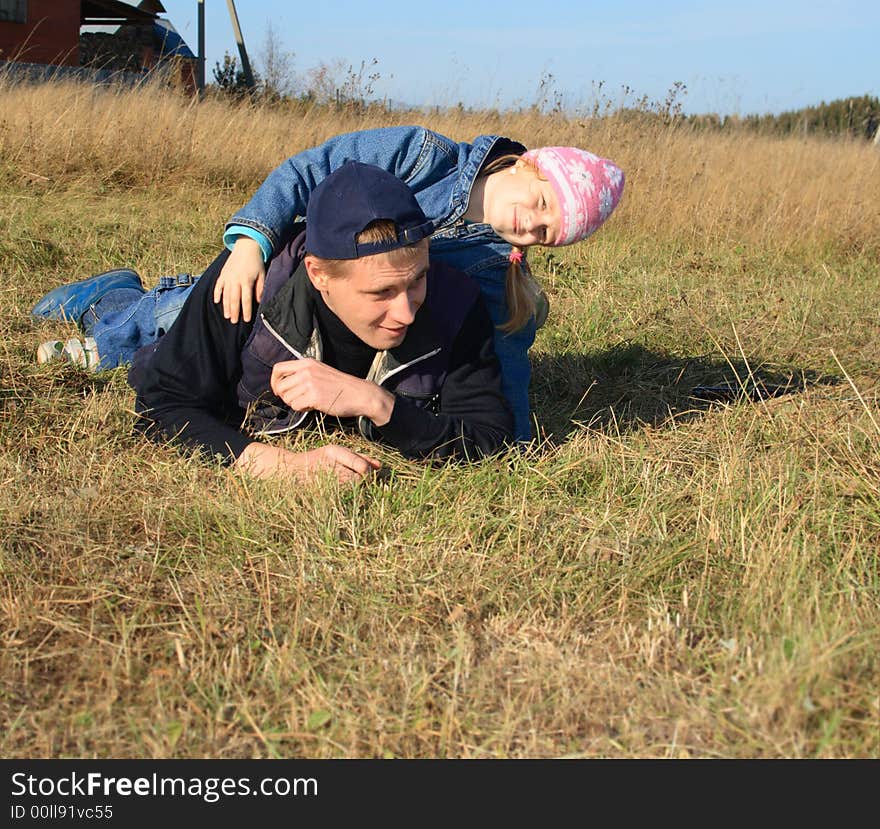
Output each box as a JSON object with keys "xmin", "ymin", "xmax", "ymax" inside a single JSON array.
[{"xmin": 305, "ymin": 161, "xmax": 434, "ymax": 259}]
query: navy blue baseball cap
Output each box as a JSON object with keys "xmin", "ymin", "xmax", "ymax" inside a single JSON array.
[{"xmin": 305, "ymin": 161, "xmax": 434, "ymax": 259}]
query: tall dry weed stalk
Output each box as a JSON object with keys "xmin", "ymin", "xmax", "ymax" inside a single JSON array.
[{"xmin": 1, "ymin": 74, "xmax": 878, "ymax": 256}]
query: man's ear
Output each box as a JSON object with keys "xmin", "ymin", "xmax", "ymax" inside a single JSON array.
[{"xmin": 304, "ymin": 255, "xmax": 329, "ymax": 292}]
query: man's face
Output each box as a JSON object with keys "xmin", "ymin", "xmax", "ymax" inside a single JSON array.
[{"xmin": 306, "ymin": 242, "xmax": 429, "ymax": 350}]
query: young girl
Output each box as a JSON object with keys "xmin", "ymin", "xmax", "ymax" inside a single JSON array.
[{"xmin": 34, "ymin": 126, "xmax": 624, "ymax": 441}]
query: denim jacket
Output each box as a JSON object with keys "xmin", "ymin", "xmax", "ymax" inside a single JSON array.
[
  {"xmin": 225, "ymin": 126, "xmax": 523, "ymax": 250},
  {"xmin": 225, "ymin": 126, "xmax": 537, "ymax": 441}
]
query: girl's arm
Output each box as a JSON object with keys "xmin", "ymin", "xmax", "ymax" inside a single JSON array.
[{"xmin": 213, "ymin": 236, "xmax": 266, "ymax": 322}]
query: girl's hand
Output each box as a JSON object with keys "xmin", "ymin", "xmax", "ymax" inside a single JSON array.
[{"xmin": 214, "ymin": 237, "xmax": 266, "ymax": 323}]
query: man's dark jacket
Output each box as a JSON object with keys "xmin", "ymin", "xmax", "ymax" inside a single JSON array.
[{"xmin": 129, "ymin": 227, "xmax": 514, "ymax": 464}]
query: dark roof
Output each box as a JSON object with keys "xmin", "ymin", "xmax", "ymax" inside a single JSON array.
[
  {"xmin": 154, "ymin": 20, "xmax": 195, "ymax": 61},
  {"xmin": 81, "ymin": 1, "xmax": 159, "ymax": 25}
]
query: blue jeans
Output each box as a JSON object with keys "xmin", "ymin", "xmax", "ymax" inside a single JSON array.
[
  {"xmin": 84, "ymin": 275, "xmax": 197, "ymax": 368},
  {"xmin": 430, "ymin": 224, "xmax": 536, "ymax": 442}
]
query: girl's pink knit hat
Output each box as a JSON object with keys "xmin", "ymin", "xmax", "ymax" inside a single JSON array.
[{"xmin": 522, "ymin": 147, "xmax": 625, "ymax": 246}]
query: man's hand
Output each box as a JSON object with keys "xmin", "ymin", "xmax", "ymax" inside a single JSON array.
[
  {"xmin": 234, "ymin": 442, "xmax": 381, "ymax": 483},
  {"xmin": 213, "ymin": 236, "xmax": 266, "ymax": 323},
  {"xmin": 270, "ymin": 359, "xmax": 395, "ymax": 426}
]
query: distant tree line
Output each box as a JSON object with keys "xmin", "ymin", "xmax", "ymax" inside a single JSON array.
[{"xmin": 686, "ymin": 95, "xmax": 880, "ymax": 141}]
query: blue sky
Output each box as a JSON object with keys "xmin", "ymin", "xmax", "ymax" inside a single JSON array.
[{"xmin": 158, "ymin": 1, "xmax": 878, "ymax": 116}]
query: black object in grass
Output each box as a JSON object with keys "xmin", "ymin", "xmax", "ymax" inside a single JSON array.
[{"xmin": 373, "ymin": 465, "xmax": 395, "ymax": 484}]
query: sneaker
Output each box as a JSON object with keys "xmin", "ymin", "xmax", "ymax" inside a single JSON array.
[
  {"xmin": 31, "ymin": 268, "xmax": 143, "ymax": 326},
  {"xmin": 36, "ymin": 337, "xmax": 101, "ymax": 372}
]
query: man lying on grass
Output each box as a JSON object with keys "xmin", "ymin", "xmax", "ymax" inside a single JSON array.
[{"xmin": 39, "ymin": 162, "xmax": 514, "ymax": 482}]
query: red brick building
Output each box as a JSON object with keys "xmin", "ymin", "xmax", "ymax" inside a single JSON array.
[
  {"xmin": 0, "ymin": 1, "xmax": 195, "ymax": 91},
  {"xmin": 0, "ymin": 0, "xmax": 83, "ymax": 65}
]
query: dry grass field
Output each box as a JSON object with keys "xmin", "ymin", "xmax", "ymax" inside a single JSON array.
[{"xmin": 1, "ymin": 77, "xmax": 878, "ymax": 758}]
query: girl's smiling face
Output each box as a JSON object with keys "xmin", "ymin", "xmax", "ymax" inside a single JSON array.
[{"xmin": 483, "ymin": 160, "xmax": 561, "ymax": 247}]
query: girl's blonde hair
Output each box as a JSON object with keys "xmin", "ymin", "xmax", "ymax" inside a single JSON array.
[{"xmin": 479, "ymin": 153, "xmax": 542, "ymax": 333}]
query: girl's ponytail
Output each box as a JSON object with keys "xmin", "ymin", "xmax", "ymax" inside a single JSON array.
[{"xmin": 500, "ymin": 246, "xmax": 536, "ymax": 333}]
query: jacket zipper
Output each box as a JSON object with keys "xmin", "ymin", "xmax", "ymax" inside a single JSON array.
[
  {"xmin": 252, "ymin": 314, "xmax": 310, "ymax": 435},
  {"xmin": 358, "ymin": 347, "xmax": 442, "ymax": 439},
  {"xmin": 260, "ymin": 315, "xmax": 442, "ymax": 438}
]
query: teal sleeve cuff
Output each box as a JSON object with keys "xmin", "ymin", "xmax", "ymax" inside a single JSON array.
[{"xmin": 222, "ymin": 225, "xmax": 272, "ymax": 262}]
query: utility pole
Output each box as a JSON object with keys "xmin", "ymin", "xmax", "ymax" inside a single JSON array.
[
  {"xmin": 196, "ymin": 0, "xmax": 205, "ymax": 97},
  {"xmin": 225, "ymin": 0, "xmax": 255, "ymax": 89}
]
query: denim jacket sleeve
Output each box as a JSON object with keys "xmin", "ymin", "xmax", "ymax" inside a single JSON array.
[{"xmin": 225, "ymin": 126, "xmax": 460, "ymax": 253}]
